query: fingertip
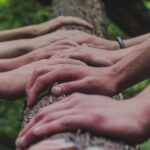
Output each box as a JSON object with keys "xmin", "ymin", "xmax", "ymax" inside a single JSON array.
[
  {"xmin": 32, "ymin": 126, "xmax": 42, "ymax": 135},
  {"xmin": 51, "ymin": 86, "xmax": 63, "ymax": 96},
  {"xmin": 27, "ymin": 94, "xmax": 35, "ymax": 108}
]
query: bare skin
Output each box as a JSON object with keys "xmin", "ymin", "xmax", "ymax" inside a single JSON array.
[
  {"xmin": 26, "ymin": 64, "xmax": 117, "ymax": 107},
  {"xmin": 26, "ymin": 37, "xmax": 150, "ymax": 107},
  {"xmin": 0, "ymin": 58, "xmax": 85, "ymax": 100},
  {"xmin": 0, "ymin": 16, "xmax": 93, "ymax": 42},
  {"xmin": 28, "ymin": 139, "xmax": 75, "ymax": 150},
  {"xmin": 53, "ymin": 32, "xmax": 150, "ymax": 50},
  {"xmin": 50, "ymin": 44, "xmax": 134, "ymax": 66},
  {"xmin": 0, "ymin": 30, "xmax": 87, "ymax": 59},
  {"xmin": 16, "ymin": 87, "xmax": 150, "ymax": 148},
  {"xmin": 0, "ymin": 43, "xmax": 76, "ymax": 72}
]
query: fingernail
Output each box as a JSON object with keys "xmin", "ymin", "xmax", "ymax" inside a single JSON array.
[
  {"xmin": 33, "ymin": 126, "xmax": 42, "ymax": 135},
  {"xmin": 52, "ymin": 86, "xmax": 62, "ymax": 96}
]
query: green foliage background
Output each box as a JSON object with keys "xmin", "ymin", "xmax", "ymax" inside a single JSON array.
[{"xmin": 0, "ymin": 0, "xmax": 149, "ymax": 150}]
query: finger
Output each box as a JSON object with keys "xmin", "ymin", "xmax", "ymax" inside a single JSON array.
[
  {"xmin": 17, "ymin": 115, "xmax": 85, "ymax": 147},
  {"xmin": 36, "ymin": 44, "xmax": 72, "ymax": 54},
  {"xmin": 26, "ymin": 69, "xmax": 49, "ymax": 96},
  {"xmin": 62, "ymin": 16, "xmax": 93, "ymax": 29},
  {"xmin": 33, "ymin": 114, "xmax": 87, "ymax": 136},
  {"xmin": 53, "ymin": 40, "xmax": 79, "ymax": 47},
  {"xmin": 21, "ymin": 108, "xmax": 77, "ymax": 141},
  {"xmin": 50, "ymin": 48, "xmax": 76, "ymax": 59},
  {"xmin": 51, "ymin": 79, "xmax": 87, "ymax": 96},
  {"xmin": 27, "ymin": 69, "xmax": 80, "ymax": 106},
  {"xmin": 26, "ymin": 70, "xmax": 51, "ymax": 107},
  {"xmin": 19, "ymin": 98, "xmax": 75, "ymax": 137},
  {"xmin": 48, "ymin": 58, "xmax": 86, "ymax": 66}
]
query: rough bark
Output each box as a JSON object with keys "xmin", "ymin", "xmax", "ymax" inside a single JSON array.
[{"xmin": 17, "ymin": 0, "xmax": 139, "ymax": 150}]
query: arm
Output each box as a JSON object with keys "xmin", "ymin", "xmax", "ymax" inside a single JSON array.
[
  {"xmin": 25, "ymin": 38, "xmax": 150, "ymax": 106},
  {"xmin": 0, "ymin": 58, "xmax": 84, "ymax": 100},
  {"xmin": 0, "ymin": 29, "xmax": 86, "ymax": 59},
  {"xmin": 16, "ymin": 87, "xmax": 150, "ymax": 148},
  {"xmin": 124, "ymin": 33, "xmax": 150, "ymax": 48},
  {"xmin": 0, "ymin": 16, "xmax": 92, "ymax": 42},
  {"xmin": 53, "ymin": 33, "xmax": 150, "ymax": 51},
  {"xmin": 112, "ymin": 38, "xmax": 150, "ymax": 93},
  {"xmin": 0, "ymin": 43, "xmax": 76, "ymax": 72}
]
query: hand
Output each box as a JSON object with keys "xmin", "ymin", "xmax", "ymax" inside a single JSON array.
[
  {"xmin": 0, "ymin": 58, "xmax": 85, "ymax": 100},
  {"xmin": 34, "ymin": 16, "xmax": 93, "ymax": 36},
  {"xmin": 16, "ymin": 93, "xmax": 149, "ymax": 148},
  {"xmin": 0, "ymin": 43, "xmax": 77, "ymax": 72},
  {"xmin": 51, "ymin": 44, "xmax": 126, "ymax": 67},
  {"xmin": 24, "ymin": 43, "xmax": 76, "ymax": 63},
  {"xmin": 26, "ymin": 64, "xmax": 118, "ymax": 107},
  {"xmin": 54, "ymin": 33, "xmax": 119, "ymax": 50}
]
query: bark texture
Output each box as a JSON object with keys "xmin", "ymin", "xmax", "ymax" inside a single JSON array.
[{"xmin": 17, "ymin": 0, "xmax": 139, "ymax": 150}]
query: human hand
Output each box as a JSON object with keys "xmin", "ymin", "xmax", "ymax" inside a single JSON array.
[
  {"xmin": 51, "ymin": 44, "xmax": 126, "ymax": 67},
  {"xmin": 0, "ymin": 58, "xmax": 85, "ymax": 100},
  {"xmin": 17, "ymin": 93, "xmax": 149, "ymax": 148},
  {"xmin": 26, "ymin": 64, "xmax": 118, "ymax": 107},
  {"xmin": 35, "ymin": 16, "xmax": 93, "ymax": 36},
  {"xmin": 53, "ymin": 33, "xmax": 119, "ymax": 50}
]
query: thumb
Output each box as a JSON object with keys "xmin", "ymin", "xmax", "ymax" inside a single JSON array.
[{"xmin": 51, "ymin": 80, "xmax": 88, "ymax": 96}]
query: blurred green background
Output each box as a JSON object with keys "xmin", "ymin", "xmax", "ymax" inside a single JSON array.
[{"xmin": 0, "ymin": 0, "xmax": 150, "ymax": 150}]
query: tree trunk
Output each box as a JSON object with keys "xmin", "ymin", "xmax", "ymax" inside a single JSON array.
[
  {"xmin": 17, "ymin": 0, "xmax": 139, "ymax": 150},
  {"xmin": 102, "ymin": 0, "xmax": 150, "ymax": 36}
]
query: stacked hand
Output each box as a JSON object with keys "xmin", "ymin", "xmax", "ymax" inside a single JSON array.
[
  {"xmin": 26, "ymin": 64, "xmax": 119, "ymax": 107},
  {"xmin": 0, "ymin": 58, "xmax": 85, "ymax": 100},
  {"xmin": 16, "ymin": 93, "xmax": 149, "ymax": 148}
]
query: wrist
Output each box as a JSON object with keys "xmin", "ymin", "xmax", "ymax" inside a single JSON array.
[
  {"xmin": 106, "ymin": 64, "xmax": 127, "ymax": 94},
  {"xmin": 130, "ymin": 97, "xmax": 150, "ymax": 140},
  {"xmin": 0, "ymin": 59, "xmax": 19, "ymax": 72},
  {"xmin": 97, "ymin": 66, "xmax": 121, "ymax": 96}
]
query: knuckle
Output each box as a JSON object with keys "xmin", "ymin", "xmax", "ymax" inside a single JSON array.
[
  {"xmin": 36, "ymin": 77, "xmax": 44, "ymax": 85},
  {"xmin": 33, "ymin": 69, "xmax": 45, "ymax": 76}
]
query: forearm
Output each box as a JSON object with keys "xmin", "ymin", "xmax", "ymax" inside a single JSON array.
[
  {"xmin": 0, "ymin": 71, "xmax": 25, "ymax": 100},
  {"xmin": 124, "ymin": 33, "xmax": 150, "ymax": 48},
  {"xmin": 0, "ymin": 25, "xmax": 39, "ymax": 42},
  {"xmin": 0, "ymin": 32, "xmax": 60, "ymax": 59},
  {"xmin": 111, "ymin": 38, "xmax": 150, "ymax": 92},
  {"xmin": 132, "ymin": 85, "xmax": 150, "ymax": 135},
  {"xmin": 0, "ymin": 68, "xmax": 29, "ymax": 100},
  {"xmin": 0, "ymin": 16, "xmax": 92, "ymax": 42},
  {"xmin": 0, "ymin": 54, "xmax": 34, "ymax": 72},
  {"xmin": 0, "ymin": 39, "xmax": 34, "ymax": 58}
]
